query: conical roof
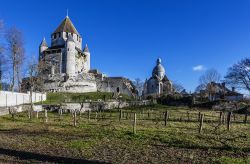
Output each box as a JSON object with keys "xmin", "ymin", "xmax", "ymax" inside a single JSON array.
[
  {"xmin": 40, "ymin": 38, "xmax": 48, "ymax": 47},
  {"xmin": 83, "ymin": 44, "xmax": 89, "ymax": 53},
  {"xmin": 53, "ymin": 16, "xmax": 80, "ymax": 36}
]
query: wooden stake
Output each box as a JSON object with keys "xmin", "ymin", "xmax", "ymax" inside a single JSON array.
[
  {"xmin": 219, "ymin": 111, "xmax": 223, "ymax": 124},
  {"xmin": 133, "ymin": 113, "xmax": 137, "ymax": 134},
  {"xmin": 119, "ymin": 109, "xmax": 122, "ymax": 121},
  {"xmin": 244, "ymin": 113, "xmax": 248, "ymax": 124},
  {"xmin": 73, "ymin": 110, "xmax": 77, "ymax": 127},
  {"xmin": 164, "ymin": 111, "xmax": 169, "ymax": 126},
  {"xmin": 88, "ymin": 110, "xmax": 91, "ymax": 120},
  {"xmin": 199, "ymin": 114, "xmax": 204, "ymax": 134},
  {"xmin": 44, "ymin": 109, "xmax": 48, "ymax": 123},
  {"xmin": 59, "ymin": 108, "xmax": 62, "ymax": 120},
  {"xmin": 198, "ymin": 112, "xmax": 201, "ymax": 122},
  {"xmin": 227, "ymin": 112, "xmax": 232, "ymax": 131},
  {"xmin": 95, "ymin": 112, "xmax": 98, "ymax": 120}
]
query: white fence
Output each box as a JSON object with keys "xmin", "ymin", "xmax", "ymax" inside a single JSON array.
[{"xmin": 0, "ymin": 91, "xmax": 46, "ymax": 107}]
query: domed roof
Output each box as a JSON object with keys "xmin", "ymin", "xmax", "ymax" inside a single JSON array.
[{"xmin": 152, "ymin": 58, "xmax": 165, "ymax": 80}]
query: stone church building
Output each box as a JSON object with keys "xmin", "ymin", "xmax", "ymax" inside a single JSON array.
[
  {"xmin": 142, "ymin": 58, "xmax": 173, "ymax": 98},
  {"xmin": 25, "ymin": 16, "xmax": 138, "ymax": 98}
]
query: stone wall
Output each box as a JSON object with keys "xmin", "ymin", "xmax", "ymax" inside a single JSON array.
[
  {"xmin": 60, "ymin": 100, "xmax": 153, "ymax": 112},
  {"xmin": 97, "ymin": 77, "xmax": 137, "ymax": 97},
  {"xmin": 0, "ymin": 91, "xmax": 46, "ymax": 107}
]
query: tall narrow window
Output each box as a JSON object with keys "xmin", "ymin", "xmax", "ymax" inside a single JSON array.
[{"xmin": 58, "ymin": 32, "xmax": 61, "ymax": 38}]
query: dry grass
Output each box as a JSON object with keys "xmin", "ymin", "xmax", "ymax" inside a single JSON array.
[{"xmin": 0, "ymin": 105, "xmax": 249, "ymax": 163}]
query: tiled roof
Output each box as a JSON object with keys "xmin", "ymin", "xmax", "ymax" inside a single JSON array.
[{"xmin": 53, "ymin": 17, "xmax": 80, "ymax": 36}]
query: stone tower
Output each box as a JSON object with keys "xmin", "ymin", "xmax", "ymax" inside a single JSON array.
[
  {"xmin": 39, "ymin": 38, "xmax": 48, "ymax": 61},
  {"xmin": 66, "ymin": 35, "xmax": 76, "ymax": 76},
  {"xmin": 83, "ymin": 44, "xmax": 90, "ymax": 72}
]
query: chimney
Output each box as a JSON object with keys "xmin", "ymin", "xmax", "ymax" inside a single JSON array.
[{"xmin": 232, "ymin": 87, "xmax": 235, "ymax": 92}]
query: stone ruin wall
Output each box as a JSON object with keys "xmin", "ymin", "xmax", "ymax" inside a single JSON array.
[{"xmin": 96, "ymin": 78, "xmax": 135, "ymax": 97}]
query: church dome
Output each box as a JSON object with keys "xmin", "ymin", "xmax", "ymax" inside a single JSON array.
[{"xmin": 152, "ymin": 58, "xmax": 165, "ymax": 80}]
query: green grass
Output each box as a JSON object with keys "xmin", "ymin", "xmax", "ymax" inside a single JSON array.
[
  {"xmin": 39, "ymin": 92, "xmax": 133, "ymax": 104},
  {"xmin": 0, "ymin": 105, "xmax": 249, "ymax": 163},
  {"xmin": 213, "ymin": 157, "xmax": 250, "ymax": 164}
]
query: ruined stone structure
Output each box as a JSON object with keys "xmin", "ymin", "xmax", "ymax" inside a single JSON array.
[
  {"xmin": 36, "ymin": 16, "xmax": 137, "ymax": 97},
  {"xmin": 142, "ymin": 58, "xmax": 173, "ymax": 98}
]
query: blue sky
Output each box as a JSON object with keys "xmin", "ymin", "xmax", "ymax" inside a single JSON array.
[{"xmin": 0, "ymin": 0, "xmax": 250, "ymax": 92}]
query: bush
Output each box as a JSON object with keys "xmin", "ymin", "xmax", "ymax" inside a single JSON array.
[{"xmin": 157, "ymin": 95, "xmax": 193, "ymax": 107}]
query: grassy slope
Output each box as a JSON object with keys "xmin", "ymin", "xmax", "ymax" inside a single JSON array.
[
  {"xmin": 0, "ymin": 105, "xmax": 249, "ymax": 163},
  {"xmin": 40, "ymin": 92, "xmax": 132, "ymax": 104}
]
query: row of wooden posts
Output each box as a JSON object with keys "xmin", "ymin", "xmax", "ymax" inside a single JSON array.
[{"xmin": 13, "ymin": 108, "xmax": 248, "ymax": 135}]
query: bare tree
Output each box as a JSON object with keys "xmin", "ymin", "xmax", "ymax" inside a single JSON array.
[
  {"xmin": 197, "ymin": 69, "xmax": 221, "ymax": 101},
  {"xmin": 0, "ymin": 20, "xmax": 4, "ymax": 90},
  {"xmin": 5, "ymin": 27, "xmax": 25, "ymax": 92},
  {"xmin": 133, "ymin": 78, "xmax": 143, "ymax": 96},
  {"xmin": 225, "ymin": 58, "xmax": 250, "ymax": 93},
  {"xmin": 27, "ymin": 56, "xmax": 39, "ymax": 113},
  {"xmin": 173, "ymin": 82, "xmax": 185, "ymax": 93}
]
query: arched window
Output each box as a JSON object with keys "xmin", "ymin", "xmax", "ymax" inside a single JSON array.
[{"xmin": 116, "ymin": 87, "xmax": 120, "ymax": 93}]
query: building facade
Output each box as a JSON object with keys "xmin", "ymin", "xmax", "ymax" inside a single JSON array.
[{"xmin": 143, "ymin": 58, "xmax": 173, "ymax": 98}]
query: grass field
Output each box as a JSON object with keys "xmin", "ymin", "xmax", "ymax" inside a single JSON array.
[
  {"xmin": 40, "ymin": 92, "xmax": 133, "ymax": 105},
  {"xmin": 0, "ymin": 105, "xmax": 249, "ymax": 163}
]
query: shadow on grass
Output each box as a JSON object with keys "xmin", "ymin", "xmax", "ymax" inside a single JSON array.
[{"xmin": 0, "ymin": 147, "xmax": 106, "ymax": 163}]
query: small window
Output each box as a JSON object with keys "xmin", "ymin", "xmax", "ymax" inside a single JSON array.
[
  {"xmin": 58, "ymin": 33, "xmax": 61, "ymax": 38},
  {"xmin": 116, "ymin": 87, "xmax": 120, "ymax": 93},
  {"xmin": 54, "ymin": 34, "xmax": 56, "ymax": 39}
]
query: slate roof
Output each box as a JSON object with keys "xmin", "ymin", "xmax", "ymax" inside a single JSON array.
[
  {"xmin": 40, "ymin": 38, "xmax": 48, "ymax": 47},
  {"xmin": 83, "ymin": 44, "xmax": 89, "ymax": 53},
  {"xmin": 53, "ymin": 16, "xmax": 81, "ymax": 36}
]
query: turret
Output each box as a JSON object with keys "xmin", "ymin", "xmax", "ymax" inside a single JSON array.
[
  {"xmin": 39, "ymin": 38, "xmax": 48, "ymax": 60},
  {"xmin": 83, "ymin": 44, "xmax": 90, "ymax": 72},
  {"xmin": 66, "ymin": 35, "xmax": 76, "ymax": 76}
]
